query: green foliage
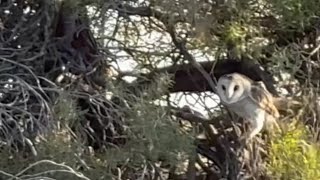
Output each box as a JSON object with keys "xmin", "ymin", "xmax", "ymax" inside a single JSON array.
[
  {"xmin": 53, "ymin": 92, "xmax": 81, "ymax": 127},
  {"xmin": 123, "ymin": 103, "xmax": 194, "ymax": 164},
  {"xmin": 267, "ymin": 0, "xmax": 320, "ymax": 31},
  {"xmin": 221, "ymin": 21, "xmax": 249, "ymax": 56},
  {"xmin": 0, "ymin": 70, "xmax": 194, "ymax": 179},
  {"xmin": 223, "ymin": 22, "xmax": 247, "ymax": 45},
  {"xmin": 0, "ymin": 130, "xmax": 89, "ymax": 179},
  {"xmin": 267, "ymin": 122, "xmax": 320, "ymax": 180},
  {"xmin": 103, "ymin": 73, "xmax": 195, "ymax": 169}
]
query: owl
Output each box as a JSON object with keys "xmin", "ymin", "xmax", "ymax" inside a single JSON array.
[{"xmin": 216, "ymin": 73, "xmax": 281, "ymax": 140}]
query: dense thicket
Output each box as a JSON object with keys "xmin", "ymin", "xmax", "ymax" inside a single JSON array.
[{"xmin": 0, "ymin": 0, "xmax": 320, "ymax": 179}]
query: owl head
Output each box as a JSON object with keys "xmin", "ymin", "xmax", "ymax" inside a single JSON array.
[{"xmin": 216, "ymin": 73, "xmax": 251, "ymax": 104}]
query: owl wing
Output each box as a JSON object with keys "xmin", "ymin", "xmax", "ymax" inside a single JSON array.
[{"xmin": 248, "ymin": 81, "xmax": 280, "ymax": 118}]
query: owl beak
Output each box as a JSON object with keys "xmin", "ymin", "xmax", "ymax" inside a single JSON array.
[{"xmin": 225, "ymin": 92, "xmax": 232, "ymax": 100}]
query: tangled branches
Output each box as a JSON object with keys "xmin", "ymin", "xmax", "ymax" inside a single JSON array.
[
  {"xmin": 0, "ymin": 159, "xmax": 90, "ymax": 180},
  {"xmin": 0, "ymin": 0, "xmax": 124, "ymax": 155},
  {"xmin": 0, "ymin": 0, "xmax": 57, "ymax": 155}
]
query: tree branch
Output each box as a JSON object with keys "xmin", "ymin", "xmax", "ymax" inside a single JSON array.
[{"xmin": 127, "ymin": 59, "xmax": 279, "ymax": 96}]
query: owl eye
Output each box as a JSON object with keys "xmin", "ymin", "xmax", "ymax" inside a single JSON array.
[
  {"xmin": 222, "ymin": 85, "xmax": 226, "ymax": 91},
  {"xmin": 234, "ymin": 85, "xmax": 239, "ymax": 91}
]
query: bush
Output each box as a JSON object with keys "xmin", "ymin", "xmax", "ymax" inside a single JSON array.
[{"xmin": 267, "ymin": 121, "xmax": 320, "ymax": 180}]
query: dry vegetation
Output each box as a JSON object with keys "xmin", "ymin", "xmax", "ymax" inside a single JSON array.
[{"xmin": 0, "ymin": 0, "xmax": 320, "ymax": 179}]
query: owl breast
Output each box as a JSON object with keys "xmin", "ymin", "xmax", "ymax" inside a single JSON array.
[{"xmin": 225, "ymin": 97, "xmax": 263, "ymax": 121}]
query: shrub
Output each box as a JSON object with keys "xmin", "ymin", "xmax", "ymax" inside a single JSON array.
[{"xmin": 267, "ymin": 121, "xmax": 320, "ymax": 180}]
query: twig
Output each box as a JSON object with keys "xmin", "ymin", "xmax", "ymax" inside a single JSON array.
[{"xmin": 166, "ymin": 25, "xmax": 218, "ymax": 93}]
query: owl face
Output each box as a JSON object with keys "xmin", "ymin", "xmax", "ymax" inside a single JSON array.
[{"xmin": 216, "ymin": 74, "xmax": 248, "ymax": 104}]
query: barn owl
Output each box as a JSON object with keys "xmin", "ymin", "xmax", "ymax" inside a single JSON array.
[{"xmin": 216, "ymin": 73, "xmax": 281, "ymax": 140}]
